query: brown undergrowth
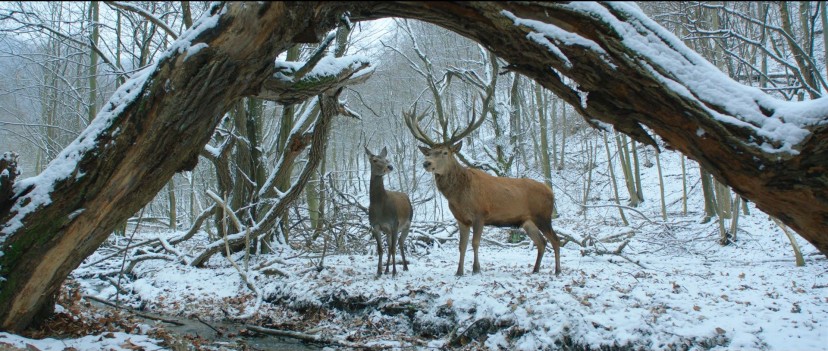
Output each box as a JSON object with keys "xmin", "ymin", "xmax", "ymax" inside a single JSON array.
[{"xmin": 22, "ymin": 282, "xmax": 142, "ymax": 339}]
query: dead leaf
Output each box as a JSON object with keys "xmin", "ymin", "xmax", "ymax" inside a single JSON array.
[
  {"xmin": 121, "ymin": 339, "xmax": 145, "ymax": 351},
  {"xmin": 693, "ymin": 305, "xmax": 701, "ymax": 311},
  {"xmin": 715, "ymin": 327, "xmax": 726, "ymax": 335},
  {"xmin": 791, "ymin": 303, "xmax": 801, "ymax": 313}
]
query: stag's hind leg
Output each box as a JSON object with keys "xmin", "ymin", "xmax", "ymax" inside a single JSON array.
[
  {"xmin": 522, "ymin": 221, "xmax": 547, "ymax": 273},
  {"xmin": 541, "ymin": 227, "xmax": 562, "ymax": 276}
]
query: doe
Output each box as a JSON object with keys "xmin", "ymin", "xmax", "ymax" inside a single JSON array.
[{"xmin": 365, "ymin": 146, "xmax": 413, "ymax": 276}]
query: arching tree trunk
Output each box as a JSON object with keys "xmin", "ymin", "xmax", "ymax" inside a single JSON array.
[{"xmin": 2, "ymin": 1, "xmax": 828, "ymax": 332}]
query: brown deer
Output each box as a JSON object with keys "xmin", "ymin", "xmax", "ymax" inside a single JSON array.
[
  {"xmin": 365, "ymin": 146, "xmax": 413, "ymax": 277},
  {"xmin": 404, "ymin": 107, "xmax": 561, "ymax": 277}
]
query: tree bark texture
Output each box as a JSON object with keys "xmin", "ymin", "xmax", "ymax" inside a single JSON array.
[{"xmin": 2, "ymin": 1, "xmax": 828, "ymax": 332}]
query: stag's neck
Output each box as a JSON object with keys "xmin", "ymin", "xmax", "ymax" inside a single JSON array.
[
  {"xmin": 434, "ymin": 161, "xmax": 471, "ymax": 200},
  {"xmin": 370, "ymin": 174, "xmax": 388, "ymax": 202}
]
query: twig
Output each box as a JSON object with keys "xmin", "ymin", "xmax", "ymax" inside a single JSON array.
[
  {"xmin": 118, "ymin": 208, "xmax": 145, "ymax": 304},
  {"xmin": 207, "ymin": 190, "xmax": 262, "ymax": 319},
  {"xmin": 582, "ymin": 204, "xmax": 658, "ymax": 224},
  {"xmin": 194, "ymin": 315, "xmax": 222, "ymax": 335}
]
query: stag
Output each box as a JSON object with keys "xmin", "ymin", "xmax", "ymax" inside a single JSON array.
[
  {"xmin": 365, "ymin": 146, "xmax": 413, "ymax": 277},
  {"xmin": 404, "ymin": 106, "xmax": 561, "ymax": 276}
]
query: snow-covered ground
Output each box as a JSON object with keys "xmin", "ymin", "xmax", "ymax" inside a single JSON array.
[
  {"xmin": 0, "ymin": 332, "xmax": 163, "ymax": 351},
  {"xmin": 3, "ymin": 140, "xmax": 828, "ymax": 351},
  {"xmin": 6, "ymin": 204, "xmax": 820, "ymax": 350}
]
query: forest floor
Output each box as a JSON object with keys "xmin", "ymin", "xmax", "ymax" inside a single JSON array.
[{"xmin": 1, "ymin": 206, "xmax": 826, "ymax": 351}]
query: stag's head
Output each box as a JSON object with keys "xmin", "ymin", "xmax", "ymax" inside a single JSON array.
[
  {"xmin": 404, "ymin": 102, "xmax": 485, "ymax": 176},
  {"xmin": 418, "ymin": 143, "xmax": 461, "ymax": 175},
  {"xmin": 365, "ymin": 146, "xmax": 394, "ymax": 176}
]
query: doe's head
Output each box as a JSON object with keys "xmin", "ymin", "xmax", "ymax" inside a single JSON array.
[
  {"xmin": 418, "ymin": 142, "xmax": 462, "ymax": 175},
  {"xmin": 365, "ymin": 146, "xmax": 394, "ymax": 176}
]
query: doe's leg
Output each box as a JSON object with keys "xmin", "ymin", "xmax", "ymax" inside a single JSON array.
[
  {"xmin": 389, "ymin": 230, "xmax": 398, "ymax": 276},
  {"xmin": 372, "ymin": 227, "xmax": 383, "ymax": 277},
  {"xmin": 399, "ymin": 223, "xmax": 410, "ymax": 271}
]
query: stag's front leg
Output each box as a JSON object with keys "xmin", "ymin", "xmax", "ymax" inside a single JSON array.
[
  {"xmin": 471, "ymin": 220, "xmax": 483, "ymax": 274},
  {"xmin": 456, "ymin": 223, "xmax": 470, "ymax": 276},
  {"xmin": 372, "ymin": 227, "xmax": 383, "ymax": 277}
]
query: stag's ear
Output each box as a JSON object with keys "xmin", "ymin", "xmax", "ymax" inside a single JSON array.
[
  {"xmin": 418, "ymin": 146, "xmax": 430, "ymax": 155},
  {"xmin": 452, "ymin": 141, "xmax": 463, "ymax": 153},
  {"xmin": 364, "ymin": 146, "xmax": 373, "ymax": 157},
  {"xmin": 380, "ymin": 147, "xmax": 388, "ymax": 158}
]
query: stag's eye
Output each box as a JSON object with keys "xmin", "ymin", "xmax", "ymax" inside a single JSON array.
[{"xmin": 442, "ymin": 151, "xmax": 448, "ymax": 156}]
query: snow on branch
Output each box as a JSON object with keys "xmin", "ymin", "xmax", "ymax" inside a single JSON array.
[
  {"xmin": 259, "ymin": 53, "xmax": 374, "ymax": 104},
  {"xmin": 502, "ymin": 10, "xmax": 610, "ymax": 70},
  {"xmin": 580, "ymin": 2, "xmax": 827, "ymax": 155}
]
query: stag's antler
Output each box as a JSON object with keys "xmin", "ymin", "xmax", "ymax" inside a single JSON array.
[
  {"xmin": 404, "ymin": 97, "xmax": 487, "ymax": 147},
  {"xmin": 446, "ymin": 96, "xmax": 486, "ymax": 145},
  {"xmin": 403, "ymin": 103, "xmax": 438, "ymax": 146}
]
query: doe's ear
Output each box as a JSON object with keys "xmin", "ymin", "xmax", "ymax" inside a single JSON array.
[
  {"xmin": 452, "ymin": 141, "xmax": 463, "ymax": 153},
  {"xmin": 364, "ymin": 146, "xmax": 373, "ymax": 157},
  {"xmin": 380, "ymin": 146, "xmax": 388, "ymax": 158},
  {"xmin": 418, "ymin": 146, "xmax": 430, "ymax": 156}
]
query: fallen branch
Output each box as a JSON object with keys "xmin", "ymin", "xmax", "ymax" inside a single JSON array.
[
  {"xmin": 81, "ymin": 205, "xmax": 215, "ymax": 269},
  {"xmin": 83, "ymin": 294, "xmax": 185, "ymax": 326},
  {"xmin": 771, "ymin": 216, "xmax": 805, "ymax": 267},
  {"xmin": 125, "ymin": 253, "xmax": 174, "ymax": 274},
  {"xmin": 245, "ymin": 325, "xmax": 392, "ymax": 350},
  {"xmin": 581, "ymin": 240, "xmax": 647, "ymax": 269}
]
